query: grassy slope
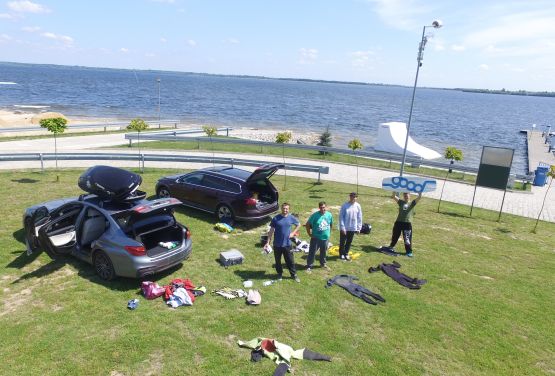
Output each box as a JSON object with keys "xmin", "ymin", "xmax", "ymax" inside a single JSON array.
[{"xmin": 0, "ymin": 169, "xmax": 553, "ymax": 375}]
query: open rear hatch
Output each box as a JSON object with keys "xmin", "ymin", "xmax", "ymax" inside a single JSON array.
[
  {"xmin": 116, "ymin": 198, "xmax": 189, "ymax": 257},
  {"xmin": 246, "ymin": 164, "xmax": 282, "ymax": 207},
  {"xmin": 246, "ymin": 163, "xmax": 283, "ymax": 184}
]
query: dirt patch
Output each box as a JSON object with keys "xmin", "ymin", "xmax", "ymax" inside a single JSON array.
[
  {"xmin": 110, "ymin": 371, "xmax": 125, "ymax": 376},
  {"xmin": 0, "ymin": 266, "xmax": 76, "ymax": 317},
  {"xmin": 141, "ymin": 350, "xmax": 164, "ymax": 376}
]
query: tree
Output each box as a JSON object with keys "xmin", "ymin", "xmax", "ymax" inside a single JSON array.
[
  {"xmin": 40, "ymin": 117, "xmax": 67, "ymax": 171},
  {"xmin": 275, "ymin": 131, "xmax": 292, "ymax": 144},
  {"xmin": 533, "ymin": 165, "xmax": 555, "ymax": 233},
  {"xmin": 127, "ymin": 118, "xmax": 149, "ymax": 170},
  {"xmin": 348, "ymin": 138, "xmax": 363, "ymax": 193},
  {"xmin": 202, "ymin": 125, "xmax": 218, "ymax": 164},
  {"xmin": 202, "ymin": 125, "xmax": 217, "ymax": 137},
  {"xmin": 317, "ymin": 127, "xmax": 332, "ymax": 156},
  {"xmin": 275, "ymin": 132, "xmax": 292, "ymax": 190},
  {"xmin": 438, "ymin": 146, "xmax": 463, "ymax": 212}
]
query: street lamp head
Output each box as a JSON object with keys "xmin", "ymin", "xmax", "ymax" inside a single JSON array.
[{"xmin": 431, "ymin": 19, "xmax": 443, "ymax": 28}]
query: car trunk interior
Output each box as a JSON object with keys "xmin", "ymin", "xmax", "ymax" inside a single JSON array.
[
  {"xmin": 129, "ymin": 213, "xmax": 184, "ymax": 257},
  {"xmin": 140, "ymin": 225, "xmax": 184, "ymax": 257},
  {"xmin": 248, "ymin": 179, "xmax": 277, "ymax": 204}
]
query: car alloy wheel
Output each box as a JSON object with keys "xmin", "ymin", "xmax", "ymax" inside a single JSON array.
[
  {"xmin": 217, "ymin": 204, "xmax": 233, "ymax": 220},
  {"xmin": 157, "ymin": 187, "xmax": 171, "ymax": 199},
  {"xmin": 94, "ymin": 250, "xmax": 115, "ymax": 281}
]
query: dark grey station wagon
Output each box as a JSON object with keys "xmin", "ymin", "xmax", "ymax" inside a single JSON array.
[{"xmin": 155, "ymin": 164, "xmax": 283, "ymax": 221}]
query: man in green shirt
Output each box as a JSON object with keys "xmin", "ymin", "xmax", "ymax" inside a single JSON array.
[
  {"xmin": 305, "ymin": 201, "xmax": 333, "ymax": 272},
  {"xmin": 388, "ymin": 192, "xmax": 422, "ymax": 257}
]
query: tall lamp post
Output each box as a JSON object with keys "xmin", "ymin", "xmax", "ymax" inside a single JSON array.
[
  {"xmin": 156, "ymin": 78, "xmax": 161, "ymax": 128},
  {"xmin": 399, "ymin": 20, "xmax": 443, "ymax": 176}
]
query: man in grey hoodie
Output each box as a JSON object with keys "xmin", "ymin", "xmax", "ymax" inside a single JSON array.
[{"xmin": 339, "ymin": 192, "xmax": 363, "ymax": 261}]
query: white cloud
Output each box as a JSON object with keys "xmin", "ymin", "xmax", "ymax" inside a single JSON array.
[
  {"xmin": 351, "ymin": 50, "xmax": 375, "ymax": 67},
  {"xmin": 479, "ymin": 64, "xmax": 489, "ymax": 71},
  {"xmin": 366, "ymin": 0, "xmax": 435, "ymax": 30},
  {"xmin": 120, "ymin": 47, "xmax": 129, "ymax": 53},
  {"xmin": 1, "ymin": 34, "xmax": 13, "ymax": 41},
  {"xmin": 22, "ymin": 26, "xmax": 40, "ymax": 32},
  {"xmin": 160, "ymin": 37, "xmax": 167, "ymax": 43},
  {"xmin": 187, "ymin": 39, "xmax": 197, "ymax": 47},
  {"xmin": 7, "ymin": 1, "xmax": 50, "ymax": 13},
  {"xmin": 298, "ymin": 48, "xmax": 318, "ymax": 64},
  {"xmin": 225, "ymin": 38, "xmax": 239, "ymax": 44},
  {"xmin": 145, "ymin": 53, "xmax": 155, "ymax": 57},
  {"xmin": 41, "ymin": 32, "xmax": 74, "ymax": 44},
  {"xmin": 0, "ymin": 13, "xmax": 14, "ymax": 19},
  {"xmin": 151, "ymin": 0, "xmax": 175, "ymax": 3},
  {"xmin": 451, "ymin": 44, "xmax": 465, "ymax": 51}
]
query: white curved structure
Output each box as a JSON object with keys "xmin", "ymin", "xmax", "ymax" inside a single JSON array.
[{"xmin": 374, "ymin": 121, "xmax": 441, "ymax": 160}]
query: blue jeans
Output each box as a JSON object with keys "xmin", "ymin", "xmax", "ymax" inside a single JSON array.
[{"xmin": 307, "ymin": 238, "xmax": 329, "ymax": 268}]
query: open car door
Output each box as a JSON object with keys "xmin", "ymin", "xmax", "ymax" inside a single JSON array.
[
  {"xmin": 37, "ymin": 203, "xmax": 84, "ymax": 259},
  {"xmin": 246, "ymin": 163, "xmax": 284, "ymax": 184}
]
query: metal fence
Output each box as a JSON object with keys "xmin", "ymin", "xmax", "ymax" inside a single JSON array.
[
  {"xmin": 0, "ymin": 119, "xmax": 181, "ymax": 133},
  {"xmin": 0, "ymin": 152, "xmax": 329, "ymax": 182}
]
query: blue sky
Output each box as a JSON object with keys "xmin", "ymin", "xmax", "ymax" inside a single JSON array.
[{"xmin": 1, "ymin": 0, "xmax": 554, "ymax": 91}]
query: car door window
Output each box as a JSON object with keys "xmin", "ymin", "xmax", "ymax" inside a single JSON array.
[
  {"xmin": 182, "ymin": 173, "xmax": 204, "ymax": 186},
  {"xmin": 221, "ymin": 179, "xmax": 241, "ymax": 194},
  {"xmin": 201, "ymin": 175, "xmax": 224, "ymax": 190}
]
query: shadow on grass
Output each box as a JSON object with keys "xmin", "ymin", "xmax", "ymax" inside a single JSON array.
[
  {"xmin": 234, "ymin": 269, "xmax": 272, "ymax": 281},
  {"xmin": 11, "ymin": 252, "xmax": 181, "ymax": 292},
  {"xmin": 11, "ymin": 178, "xmax": 40, "ymax": 184},
  {"xmin": 12, "ymin": 228, "xmax": 25, "ymax": 244},
  {"xmin": 7, "ymin": 248, "xmax": 41, "ymax": 269},
  {"xmin": 11, "ymin": 259, "xmax": 67, "ymax": 284},
  {"xmin": 495, "ymin": 227, "xmax": 512, "ymax": 234},
  {"xmin": 439, "ymin": 211, "xmax": 470, "ymax": 219}
]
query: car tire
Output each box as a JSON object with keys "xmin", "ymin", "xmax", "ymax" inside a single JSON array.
[
  {"xmin": 93, "ymin": 250, "xmax": 116, "ymax": 281},
  {"xmin": 157, "ymin": 186, "xmax": 171, "ymax": 199},
  {"xmin": 24, "ymin": 218, "xmax": 40, "ymax": 253},
  {"xmin": 216, "ymin": 204, "xmax": 234, "ymax": 221}
]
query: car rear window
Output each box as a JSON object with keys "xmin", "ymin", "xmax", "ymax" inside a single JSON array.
[{"xmin": 114, "ymin": 212, "xmax": 175, "ymax": 235}]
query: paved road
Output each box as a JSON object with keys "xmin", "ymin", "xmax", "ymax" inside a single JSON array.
[{"xmin": 1, "ymin": 133, "xmax": 553, "ymax": 222}]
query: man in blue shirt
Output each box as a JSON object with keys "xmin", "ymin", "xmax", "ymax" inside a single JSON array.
[{"xmin": 266, "ymin": 202, "xmax": 302, "ymax": 282}]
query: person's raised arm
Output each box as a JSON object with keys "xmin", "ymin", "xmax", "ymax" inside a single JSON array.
[
  {"xmin": 414, "ymin": 192, "xmax": 423, "ymax": 204},
  {"xmin": 391, "ymin": 192, "xmax": 400, "ymax": 203}
]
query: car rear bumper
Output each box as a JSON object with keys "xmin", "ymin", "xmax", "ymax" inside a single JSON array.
[
  {"xmin": 115, "ymin": 239, "xmax": 192, "ymax": 279},
  {"xmin": 234, "ymin": 203, "xmax": 278, "ymax": 221}
]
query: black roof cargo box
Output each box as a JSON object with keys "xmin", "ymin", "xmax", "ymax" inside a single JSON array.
[{"xmin": 78, "ymin": 165, "xmax": 143, "ymax": 201}]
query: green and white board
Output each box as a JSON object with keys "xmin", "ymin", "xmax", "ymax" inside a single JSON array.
[{"xmin": 382, "ymin": 176, "xmax": 437, "ymax": 193}]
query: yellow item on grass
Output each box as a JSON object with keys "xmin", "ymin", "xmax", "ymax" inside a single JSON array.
[{"xmin": 327, "ymin": 245, "xmax": 361, "ymax": 260}]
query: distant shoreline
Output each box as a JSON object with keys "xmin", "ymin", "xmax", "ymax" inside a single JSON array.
[{"xmin": 2, "ymin": 61, "xmax": 554, "ymax": 97}]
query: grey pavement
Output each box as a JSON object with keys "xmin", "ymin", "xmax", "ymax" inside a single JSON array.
[{"xmin": 1, "ymin": 133, "xmax": 553, "ymax": 222}]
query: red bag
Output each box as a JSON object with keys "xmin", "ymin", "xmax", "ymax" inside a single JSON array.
[{"xmin": 141, "ymin": 281, "xmax": 165, "ymax": 300}]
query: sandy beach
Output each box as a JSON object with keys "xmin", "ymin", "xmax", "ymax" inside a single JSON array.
[{"xmin": 0, "ymin": 108, "xmax": 320, "ymax": 144}]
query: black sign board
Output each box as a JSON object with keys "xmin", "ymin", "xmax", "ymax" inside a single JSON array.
[{"xmin": 476, "ymin": 146, "xmax": 514, "ymax": 190}]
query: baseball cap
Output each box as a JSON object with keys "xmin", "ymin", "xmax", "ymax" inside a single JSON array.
[{"xmin": 349, "ymin": 192, "xmax": 358, "ymax": 197}]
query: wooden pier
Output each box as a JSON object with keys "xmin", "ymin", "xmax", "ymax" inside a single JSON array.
[{"xmin": 524, "ymin": 130, "xmax": 555, "ymax": 174}]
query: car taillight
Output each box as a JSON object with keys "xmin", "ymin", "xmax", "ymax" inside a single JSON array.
[
  {"xmin": 125, "ymin": 245, "xmax": 146, "ymax": 256},
  {"xmin": 185, "ymin": 229, "xmax": 191, "ymax": 239},
  {"xmin": 245, "ymin": 198, "xmax": 257, "ymax": 206}
]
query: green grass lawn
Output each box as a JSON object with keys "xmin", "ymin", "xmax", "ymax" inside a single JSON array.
[
  {"xmin": 0, "ymin": 169, "xmax": 552, "ymax": 375},
  {"xmin": 119, "ymin": 138, "xmax": 530, "ymax": 191}
]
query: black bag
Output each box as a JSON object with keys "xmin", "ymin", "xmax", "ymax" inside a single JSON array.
[{"xmin": 360, "ymin": 223, "xmax": 372, "ymax": 235}]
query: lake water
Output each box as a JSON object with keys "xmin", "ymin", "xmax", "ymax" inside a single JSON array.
[{"xmin": 1, "ymin": 62, "xmax": 554, "ymax": 174}]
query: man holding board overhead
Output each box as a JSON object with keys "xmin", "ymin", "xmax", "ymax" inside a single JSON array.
[{"xmin": 388, "ymin": 192, "xmax": 422, "ymax": 257}]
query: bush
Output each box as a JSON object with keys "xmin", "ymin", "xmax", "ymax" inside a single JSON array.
[
  {"xmin": 203, "ymin": 126, "xmax": 218, "ymax": 137},
  {"xmin": 275, "ymin": 131, "xmax": 292, "ymax": 144},
  {"xmin": 318, "ymin": 127, "xmax": 332, "ymax": 155}
]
